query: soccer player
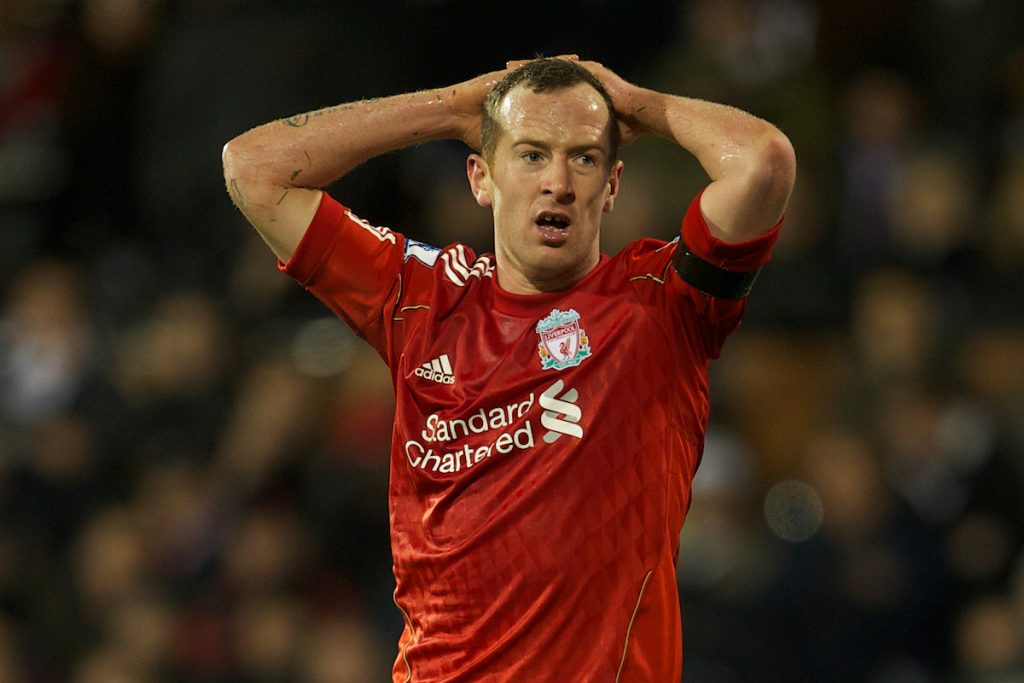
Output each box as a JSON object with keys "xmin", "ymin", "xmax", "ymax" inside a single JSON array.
[{"xmin": 222, "ymin": 56, "xmax": 795, "ymax": 682}]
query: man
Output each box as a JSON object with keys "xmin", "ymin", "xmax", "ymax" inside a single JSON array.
[{"xmin": 223, "ymin": 56, "xmax": 795, "ymax": 682}]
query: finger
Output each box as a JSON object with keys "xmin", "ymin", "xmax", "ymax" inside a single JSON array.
[{"xmin": 506, "ymin": 54, "xmax": 579, "ymax": 70}]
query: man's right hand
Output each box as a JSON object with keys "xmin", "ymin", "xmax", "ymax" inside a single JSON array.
[
  {"xmin": 443, "ymin": 67, "xmax": 510, "ymax": 151},
  {"xmin": 447, "ymin": 55, "xmax": 582, "ymax": 151}
]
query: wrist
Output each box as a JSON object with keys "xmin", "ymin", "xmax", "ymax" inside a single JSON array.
[
  {"xmin": 444, "ymin": 86, "xmax": 477, "ymax": 137},
  {"xmin": 439, "ymin": 81, "xmax": 488, "ymax": 148},
  {"xmin": 620, "ymin": 86, "xmax": 659, "ymax": 132}
]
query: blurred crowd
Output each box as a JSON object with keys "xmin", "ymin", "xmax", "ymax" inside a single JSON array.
[{"xmin": 1, "ymin": 0, "xmax": 1023, "ymax": 681}]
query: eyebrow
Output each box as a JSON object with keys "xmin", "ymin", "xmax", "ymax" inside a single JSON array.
[{"xmin": 512, "ymin": 139, "xmax": 606, "ymax": 156}]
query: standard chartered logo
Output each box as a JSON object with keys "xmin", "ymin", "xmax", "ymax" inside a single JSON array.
[
  {"xmin": 404, "ymin": 379, "xmax": 585, "ymax": 473},
  {"xmin": 539, "ymin": 379, "xmax": 583, "ymax": 443}
]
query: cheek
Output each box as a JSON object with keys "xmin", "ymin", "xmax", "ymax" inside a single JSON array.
[{"xmin": 493, "ymin": 190, "xmax": 527, "ymax": 224}]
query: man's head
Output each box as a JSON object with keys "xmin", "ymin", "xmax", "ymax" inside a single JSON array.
[
  {"xmin": 467, "ymin": 57, "xmax": 625, "ymax": 295},
  {"xmin": 480, "ymin": 58, "xmax": 621, "ymax": 167}
]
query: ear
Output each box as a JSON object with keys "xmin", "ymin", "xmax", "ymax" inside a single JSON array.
[
  {"xmin": 467, "ymin": 154, "xmax": 492, "ymax": 208},
  {"xmin": 602, "ymin": 160, "xmax": 624, "ymax": 213}
]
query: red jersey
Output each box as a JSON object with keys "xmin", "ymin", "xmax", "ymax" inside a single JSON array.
[{"xmin": 281, "ymin": 191, "xmax": 779, "ymax": 682}]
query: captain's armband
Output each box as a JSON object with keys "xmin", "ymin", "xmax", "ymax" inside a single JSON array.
[{"xmin": 672, "ymin": 243, "xmax": 762, "ymax": 299}]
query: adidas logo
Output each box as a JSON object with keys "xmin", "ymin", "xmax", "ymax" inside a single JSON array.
[{"xmin": 414, "ymin": 353, "xmax": 455, "ymax": 385}]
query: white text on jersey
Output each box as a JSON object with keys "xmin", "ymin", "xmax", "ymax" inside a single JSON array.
[
  {"xmin": 403, "ymin": 380, "xmax": 585, "ymax": 474},
  {"xmin": 414, "ymin": 354, "xmax": 455, "ymax": 385}
]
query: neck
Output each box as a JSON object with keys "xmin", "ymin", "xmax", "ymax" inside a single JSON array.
[{"xmin": 494, "ymin": 253, "xmax": 600, "ymax": 295}]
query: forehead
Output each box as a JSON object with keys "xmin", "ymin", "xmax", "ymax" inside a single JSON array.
[{"xmin": 495, "ymin": 83, "xmax": 611, "ymax": 146}]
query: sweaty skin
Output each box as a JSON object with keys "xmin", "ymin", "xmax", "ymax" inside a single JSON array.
[
  {"xmin": 221, "ymin": 56, "xmax": 798, "ymax": 683},
  {"xmin": 223, "ymin": 57, "xmax": 795, "ymax": 290},
  {"xmin": 467, "ymin": 83, "xmax": 623, "ymax": 295}
]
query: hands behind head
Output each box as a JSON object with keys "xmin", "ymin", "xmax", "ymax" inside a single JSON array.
[
  {"xmin": 445, "ymin": 67, "xmax": 508, "ymax": 152},
  {"xmin": 573, "ymin": 59, "xmax": 645, "ymax": 148},
  {"xmin": 449, "ymin": 55, "xmax": 643, "ymax": 152},
  {"xmin": 504, "ymin": 53, "xmax": 579, "ymax": 70}
]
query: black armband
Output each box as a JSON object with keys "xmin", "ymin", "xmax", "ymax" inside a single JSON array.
[{"xmin": 673, "ymin": 244, "xmax": 762, "ymax": 299}]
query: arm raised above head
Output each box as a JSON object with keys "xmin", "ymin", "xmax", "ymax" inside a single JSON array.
[
  {"xmin": 221, "ymin": 67, "xmax": 509, "ymax": 262},
  {"xmin": 581, "ymin": 60, "xmax": 797, "ymax": 243}
]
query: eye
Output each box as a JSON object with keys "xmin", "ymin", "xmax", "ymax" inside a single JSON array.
[{"xmin": 521, "ymin": 151, "xmax": 543, "ymax": 163}]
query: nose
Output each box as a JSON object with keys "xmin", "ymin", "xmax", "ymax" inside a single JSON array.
[{"xmin": 541, "ymin": 159, "xmax": 575, "ymax": 203}]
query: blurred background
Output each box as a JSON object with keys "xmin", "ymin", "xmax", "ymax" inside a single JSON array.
[{"xmin": 2, "ymin": 0, "xmax": 1023, "ymax": 681}]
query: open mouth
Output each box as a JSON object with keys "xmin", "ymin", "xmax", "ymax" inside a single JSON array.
[{"xmin": 535, "ymin": 212, "xmax": 571, "ymax": 245}]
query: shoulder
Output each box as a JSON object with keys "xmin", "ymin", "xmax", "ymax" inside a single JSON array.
[
  {"xmin": 431, "ymin": 244, "xmax": 495, "ymax": 288},
  {"xmin": 400, "ymin": 240, "xmax": 493, "ymax": 291},
  {"xmin": 608, "ymin": 237, "xmax": 679, "ymax": 284},
  {"xmin": 399, "ymin": 241, "xmax": 494, "ymax": 317}
]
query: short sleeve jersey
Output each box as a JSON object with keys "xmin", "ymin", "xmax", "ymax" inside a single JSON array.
[{"xmin": 281, "ymin": 190, "xmax": 779, "ymax": 682}]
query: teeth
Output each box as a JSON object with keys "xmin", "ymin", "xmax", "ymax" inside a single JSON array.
[{"xmin": 538, "ymin": 214, "xmax": 568, "ymax": 227}]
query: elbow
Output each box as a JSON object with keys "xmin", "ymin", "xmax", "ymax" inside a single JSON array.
[
  {"xmin": 222, "ymin": 140, "xmax": 241, "ymax": 209},
  {"xmin": 759, "ymin": 129, "xmax": 797, "ymax": 197},
  {"xmin": 745, "ymin": 129, "xmax": 796, "ymax": 222},
  {"xmin": 221, "ymin": 139, "xmax": 234, "ymax": 180},
  {"xmin": 221, "ymin": 137, "xmax": 248, "ymax": 188},
  {"xmin": 222, "ymin": 136, "xmax": 266, "ymax": 211}
]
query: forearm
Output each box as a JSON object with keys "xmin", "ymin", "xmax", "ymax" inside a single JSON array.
[
  {"xmin": 222, "ymin": 91, "xmax": 458, "ymax": 259},
  {"xmin": 224, "ymin": 89, "xmax": 458, "ymax": 192},
  {"xmin": 222, "ymin": 68, "xmax": 500, "ymax": 261},
  {"xmin": 622, "ymin": 87, "xmax": 796, "ymax": 242},
  {"xmin": 624, "ymin": 89, "xmax": 782, "ymax": 179}
]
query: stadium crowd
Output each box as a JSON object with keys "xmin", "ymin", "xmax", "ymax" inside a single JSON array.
[{"xmin": 1, "ymin": 0, "xmax": 1023, "ymax": 681}]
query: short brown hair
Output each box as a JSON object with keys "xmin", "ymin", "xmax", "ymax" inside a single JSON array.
[{"xmin": 480, "ymin": 58, "xmax": 621, "ymax": 166}]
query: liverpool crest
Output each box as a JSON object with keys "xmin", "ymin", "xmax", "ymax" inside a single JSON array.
[{"xmin": 536, "ymin": 308, "xmax": 591, "ymax": 371}]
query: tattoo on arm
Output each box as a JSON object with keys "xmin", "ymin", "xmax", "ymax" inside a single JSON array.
[
  {"xmin": 281, "ymin": 113, "xmax": 310, "ymax": 128},
  {"xmin": 278, "ymin": 99, "xmax": 381, "ymax": 128}
]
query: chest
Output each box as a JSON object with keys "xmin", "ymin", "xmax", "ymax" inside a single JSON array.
[{"xmin": 399, "ymin": 291, "xmax": 656, "ymax": 415}]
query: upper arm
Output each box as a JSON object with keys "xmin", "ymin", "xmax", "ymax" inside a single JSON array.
[
  {"xmin": 222, "ymin": 140, "xmax": 322, "ymax": 262},
  {"xmin": 698, "ymin": 130, "xmax": 796, "ymax": 243}
]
